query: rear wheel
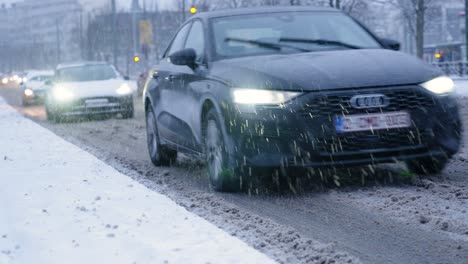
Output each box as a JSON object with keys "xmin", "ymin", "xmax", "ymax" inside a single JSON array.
[
  {"xmin": 406, "ymin": 156, "xmax": 448, "ymax": 175},
  {"xmin": 204, "ymin": 108, "xmax": 243, "ymax": 192},
  {"xmin": 146, "ymin": 107, "xmax": 177, "ymax": 166}
]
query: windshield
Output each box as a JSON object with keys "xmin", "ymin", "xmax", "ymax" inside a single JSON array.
[
  {"xmin": 55, "ymin": 64, "xmax": 117, "ymax": 83},
  {"xmin": 211, "ymin": 12, "xmax": 382, "ymax": 59}
]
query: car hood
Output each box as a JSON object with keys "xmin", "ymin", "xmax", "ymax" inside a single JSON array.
[
  {"xmin": 211, "ymin": 49, "xmax": 442, "ymax": 91},
  {"xmin": 52, "ymin": 79, "xmax": 132, "ymax": 98}
]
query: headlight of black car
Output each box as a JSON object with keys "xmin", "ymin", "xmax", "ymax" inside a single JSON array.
[
  {"xmin": 231, "ymin": 88, "xmax": 302, "ymax": 105},
  {"xmin": 420, "ymin": 76, "xmax": 455, "ymax": 95}
]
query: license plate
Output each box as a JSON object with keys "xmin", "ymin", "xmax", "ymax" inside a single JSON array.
[
  {"xmin": 335, "ymin": 111, "xmax": 411, "ymax": 133},
  {"xmin": 85, "ymin": 99, "xmax": 109, "ymax": 107}
]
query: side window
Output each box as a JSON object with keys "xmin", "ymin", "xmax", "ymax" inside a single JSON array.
[
  {"xmin": 184, "ymin": 21, "xmax": 205, "ymax": 63},
  {"xmin": 30, "ymin": 76, "xmax": 39, "ymax": 81},
  {"xmin": 165, "ymin": 23, "xmax": 191, "ymax": 57}
]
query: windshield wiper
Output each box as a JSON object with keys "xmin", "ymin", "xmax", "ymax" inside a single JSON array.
[
  {"xmin": 225, "ymin": 37, "xmax": 312, "ymax": 52},
  {"xmin": 278, "ymin": 38, "xmax": 362, "ymax": 50}
]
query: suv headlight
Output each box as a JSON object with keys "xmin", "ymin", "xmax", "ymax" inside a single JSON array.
[
  {"xmin": 232, "ymin": 89, "xmax": 301, "ymax": 105},
  {"xmin": 52, "ymin": 87, "xmax": 74, "ymax": 102},
  {"xmin": 420, "ymin": 76, "xmax": 454, "ymax": 95},
  {"xmin": 116, "ymin": 83, "xmax": 132, "ymax": 95}
]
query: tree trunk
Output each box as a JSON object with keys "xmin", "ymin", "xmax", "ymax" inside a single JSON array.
[
  {"xmin": 416, "ymin": 0, "xmax": 425, "ymax": 59},
  {"xmin": 329, "ymin": 0, "xmax": 341, "ymax": 9}
]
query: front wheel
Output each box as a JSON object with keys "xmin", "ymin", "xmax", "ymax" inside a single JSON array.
[
  {"xmin": 406, "ymin": 156, "xmax": 448, "ymax": 175},
  {"xmin": 121, "ymin": 103, "xmax": 134, "ymax": 119},
  {"xmin": 45, "ymin": 105, "xmax": 60, "ymax": 122},
  {"xmin": 204, "ymin": 109, "xmax": 243, "ymax": 192},
  {"xmin": 146, "ymin": 107, "xmax": 177, "ymax": 166}
]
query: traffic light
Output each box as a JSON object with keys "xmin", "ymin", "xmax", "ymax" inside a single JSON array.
[
  {"xmin": 190, "ymin": 6, "xmax": 197, "ymax": 14},
  {"xmin": 133, "ymin": 55, "xmax": 141, "ymax": 63}
]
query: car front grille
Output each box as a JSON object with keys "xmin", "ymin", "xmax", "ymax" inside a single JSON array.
[
  {"xmin": 75, "ymin": 96, "xmax": 122, "ymax": 105},
  {"xmin": 300, "ymin": 88, "xmax": 435, "ymax": 117},
  {"xmin": 298, "ymin": 87, "xmax": 436, "ymax": 154},
  {"xmin": 312, "ymin": 129, "xmax": 433, "ymax": 153}
]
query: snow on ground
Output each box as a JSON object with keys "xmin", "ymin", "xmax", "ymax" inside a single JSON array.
[
  {"xmin": 0, "ymin": 97, "xmax": 275, "ymax": 264},
  {"xmin": 454, "ymin": 78, "xmax": 468, "ymax": 97}
]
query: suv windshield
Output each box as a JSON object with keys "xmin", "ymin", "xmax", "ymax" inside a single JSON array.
[
  {"xmin": 55, "ymin": 64, "xmax": 117, "ymax": 83},
  {"xmin": 211, "ymin": 11, "xmax": 382, "ymax": 59}
]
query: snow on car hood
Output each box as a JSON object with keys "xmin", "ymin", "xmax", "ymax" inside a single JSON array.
[
  {"xmin": 212, "ymin": 49, "xmax": 443, "ymax": 91},
  {"xmin": 52, "ymin": 79, "xmax": 132, "ymax": 98}
]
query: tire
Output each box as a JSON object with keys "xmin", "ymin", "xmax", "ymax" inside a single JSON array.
[
  {"xmin": 204, "ymin": 108, "xmax": 243, "ymax": 192},
  {"xmin": 21, "ymin": 98, "xmax": 29, "ymax": 106},
  {"xmin": 45, "ymin": 105, "xmax": 62, "ymax": 123},
  {"xmin": 121, "ymin": 102, "xmax": 134, "ymax": 119},
  {"xmin": 45, "ymin": 106, "xmax": 55, "ymax": 121},
  {"xmin": 146, "ymin": 107, "xmax": 177, "ymax": 166},
  {"xmin": 406, "ymin": 156, "xmax": 448, "ymax": 175}
]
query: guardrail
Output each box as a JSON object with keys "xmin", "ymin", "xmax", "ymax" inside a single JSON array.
[{"xmin": 431, "ymin": 62, "xmax": 468, "ymax": 77}]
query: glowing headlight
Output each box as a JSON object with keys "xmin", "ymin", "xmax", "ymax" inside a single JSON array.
[
  {"xmin": 420, "ymin": 76, "xmax": 454, "ymax": 95},
  {"xmin": 116, "ymin": 83, "xmax": 132, "ymax": 95},
  {"xmin": 1, "ymin": 78, "xmax": 7, "ymax": 84},
  {"xmin": 24, "ymin": 88, "xmax": 34, "ymax": 97},
  {"xmin": 52, "ymin": 87, "xmax": 74, "ymax": 102},
  {"xmin": 22, "ymin": 77, "xmax": 28, "ymax": 83},
  {"xmin": 232, "ymin": 89, "xmax": 301, "ymax": 105}
]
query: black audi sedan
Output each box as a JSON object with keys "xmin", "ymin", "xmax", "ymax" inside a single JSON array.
[{"xmin": 144, "ymin": 7, "xmax": 461, "ymax": 192}]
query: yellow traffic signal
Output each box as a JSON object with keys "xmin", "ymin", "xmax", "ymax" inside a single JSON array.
[
  {"xmin": 434, "ymin": 53, "xmax": 441, "ymax": 59},
  {"xmin": 133, "ymin": 56, "xmax": 141, "ymax": 63},
  {"xmin": 190, "ymin": 6, "xmax": 197, "ymax": 14}
]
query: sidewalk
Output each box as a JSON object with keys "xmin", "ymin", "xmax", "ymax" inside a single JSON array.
[{"xmin": 0, "ymin": 97, "xmax": 275, "ymax": 264}]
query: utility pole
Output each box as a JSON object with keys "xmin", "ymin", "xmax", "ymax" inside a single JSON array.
[
  {"xmin": 131, "ymin": 0, "xmax": 140, "ymax": 56},
  {"xmin": 465, "ymin": 0, "xmax": 468, "ymax": 62},
  {"xmin": 56, "ymin": 18, "xmax": 61, "ymax": 64},
  {"xmin": 416, "ymin": 0, "xmax": 425, "ymax": 59},
  {"xmin": 111, "ymin": 0, "xmax": 118, "ymax": 68},
  {"xmin": 182, "ymin": 0, "xmax": 186, "ymax": 22}
]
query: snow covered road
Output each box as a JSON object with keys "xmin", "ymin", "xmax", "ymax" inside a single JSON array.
[{"xmin": 0, "ymin": 97, "xmax": 275, "ymax": 264}]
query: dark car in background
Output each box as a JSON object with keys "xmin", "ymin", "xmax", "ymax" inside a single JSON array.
[{"xmin": 144, "ymin": 7, "xmax": 461, "ymax": 192}]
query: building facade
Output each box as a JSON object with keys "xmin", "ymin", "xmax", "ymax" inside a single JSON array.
[{"xmin": 0, "ymin": 0, "xmax": 83, "ymax": 70}]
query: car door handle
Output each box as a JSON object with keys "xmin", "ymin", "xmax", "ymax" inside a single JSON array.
[{"xmin": 165, "ymin": 75, "xmax": 176, "ymax": 82}]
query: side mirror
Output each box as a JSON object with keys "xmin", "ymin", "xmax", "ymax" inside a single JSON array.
[
  {"xmin": 169, "ymin": 48, "xmax": 197, "ymax": 68},
  {"xmin": 123, "ymin": 76, "xmax": 130, "ymax": 81},
  {"xmin": 380, "ymin": 38, "xmax": 401, "ymax": 51}
]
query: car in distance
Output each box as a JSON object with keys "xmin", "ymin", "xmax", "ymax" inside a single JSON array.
[
  {"xmin": 20, "ymin": 70, "xmax": 54, "ymax": 105},
  {"xmin": 45, "ymin": 62, "xmax": 134, "ymax": 122},
  {"xmin": 144, "ymin": 7, "xmax": 461, "ymax": 192}
]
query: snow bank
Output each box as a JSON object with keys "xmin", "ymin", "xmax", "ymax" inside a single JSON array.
[{"xmin": 0, "ymin": 97, "xmax": 275, "ymax": 264}]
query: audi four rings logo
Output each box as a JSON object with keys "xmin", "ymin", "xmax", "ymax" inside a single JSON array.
[{"xmin": 350, "ymin": 94, "xmax": 390, "ymax": 109}]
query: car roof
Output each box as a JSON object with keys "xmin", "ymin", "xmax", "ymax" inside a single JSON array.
[
  {"xmin": 26, "ymin": 70, "xmax": 54, "ymax": 78},
  {"xmin": 191, "ymin": 6, "xmax": 339, "ymax": 20},
  {"xmin": 57, "ymin": 61, "xmax": 110, "ymax": 70}
]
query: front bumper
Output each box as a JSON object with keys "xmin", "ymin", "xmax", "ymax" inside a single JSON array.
[
  {"xmin": 223, "ymin": 86, "xmax": 462, "ymax": 168},
  {"xmin": 48, "ymin": 95, "xmax": 133, "ymax": 116}
]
